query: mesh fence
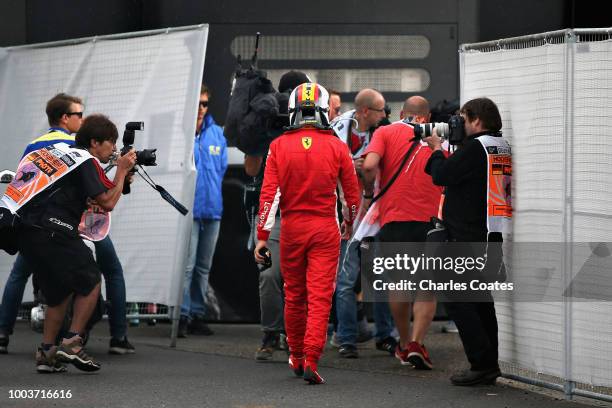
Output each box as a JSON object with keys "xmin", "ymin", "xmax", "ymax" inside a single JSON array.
[
  {"xmin": 230, "ymin": 35, "xmax": 430, "ymax": 60},
  {"xmin": 461, "ymin": 28, "xmax": 612, "ymax": 401},
  {"xmin": 0, "ymin": 26, "xmax": 209, "ymax": 321}
]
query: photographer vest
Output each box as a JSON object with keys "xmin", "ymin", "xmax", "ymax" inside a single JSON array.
[
  {"xmin": 1, "ymin": 142, "xmax": 111, "ymax": 241},
  {"xmin": 2, "ymin": 143, "xmax": 93, "ymax": 212},
  {"xmin": 476, "ymin": 135, "xmax": 512, "ymax": 234}
]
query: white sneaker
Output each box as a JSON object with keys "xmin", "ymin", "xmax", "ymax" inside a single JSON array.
[
  {"xmin": 441, "ymin": 321, "xmax": 459, "ymax": 333},
  {"xmin": 329, "ymin": 332, "xmax": 341, "ymax": 348}
]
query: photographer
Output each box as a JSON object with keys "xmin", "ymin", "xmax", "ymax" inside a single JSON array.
[
  {"xmin": 423, "ymin": 97, "xmax": 510, "ymax": 386},
  {"xmin": 361, "ymin": 96, "xmax": 443, "ymax": 369},
  {"xmin": 0, "ymin": 94, "xmax": 135, "ymax": 358},
  {"xmin": 10, "ymin": 114, "xmax": 135, "ymax": 373}
]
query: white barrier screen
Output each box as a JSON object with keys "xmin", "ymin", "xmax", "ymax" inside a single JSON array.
[
  {"xmin": 461, "ymin": 33, "xmax": 612, "ymax": 391},
  {"xmin": 0, "ymin": 26, "xmax": 208, "ymax": 307}
]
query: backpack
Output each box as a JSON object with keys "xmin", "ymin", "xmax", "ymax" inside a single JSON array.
[
  {"xmin": 0, "ymin": 206, "xmax": 19, "ymax": 255},
  {"xmin": 225, "ymin": 68, "xmax": 280, "ymax": 156}
]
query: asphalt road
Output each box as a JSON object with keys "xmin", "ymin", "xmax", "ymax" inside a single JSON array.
[{"xmin": 0, "ymin": 322, "xmax": 608, "ymax": 408}]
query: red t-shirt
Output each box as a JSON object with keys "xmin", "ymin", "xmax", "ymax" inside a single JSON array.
[{"xmin": 364, "ymin": 121, "xmax": 444, "ymax": 226}]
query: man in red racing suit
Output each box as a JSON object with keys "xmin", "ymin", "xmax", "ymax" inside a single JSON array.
[{"xmin": 255, "ymin": 125, "xmax": 361, "ymax": 384}]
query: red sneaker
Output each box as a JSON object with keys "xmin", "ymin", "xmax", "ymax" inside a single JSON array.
[
  {"xmin": 303, "ymin": 361, "xmax": 325, "ymax": 384},
  {"xmin": 288, "ymin": 355, "xmax": 304, "ymax": 377},
  {"xmin": 394, "ymin": 345, "xmax": 411, "ymax": 366},
  {"xmin": 407, "ymin": 341, "xmax": 433, "ymax": 370}
]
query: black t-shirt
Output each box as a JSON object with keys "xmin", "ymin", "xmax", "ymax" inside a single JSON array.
[
  {"xmin": 425, "ymin": 135, "xmax": 489, "ymax": 242},
  {"xmin": 19, "ymin": 158, "xmax": 113, "ymax": 236}
]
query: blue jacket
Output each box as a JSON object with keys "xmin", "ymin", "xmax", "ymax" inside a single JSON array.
[
  {"xmin": 193, "ymin": 114, "xmax": 228, "ymax": 220},
  {"xmin": 22, "ymin": 127, "xmax": 75, "ymax": 157}
]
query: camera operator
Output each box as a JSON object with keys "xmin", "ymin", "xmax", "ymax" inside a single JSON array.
[
  {"xmin": 361, "ymin": 96, "xmax": 443, "ymax": 369},
  {"xmin": 11, "ymin": 114, "xmax": 136, "ymax": 373},
  {"xmin": 244, "ymin": 70, "xmax": 310, "ymax": 361},
  {"xmin": 423, "ymin": 97, "xmax": 509, "ymax": 386},
  {"xmin": 0, "ymin": 94, "xmax": 135, "ymax": 359}
]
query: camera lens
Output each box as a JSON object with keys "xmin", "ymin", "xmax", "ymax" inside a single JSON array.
[
  {"xmin": 136, "ymin": 149, "xmax": 157, "ymax": 166},
  {"xmin": 433, "ymin": 123, "xmax": 449, "ymax": 139}
]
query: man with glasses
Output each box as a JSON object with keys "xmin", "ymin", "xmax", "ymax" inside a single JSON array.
[
  {"xmin": 0, "ymin": 93, "xmax": 136, "ymax": 357},
  {"xmin": 178, "ymin": 84, "xmax": 227, "ymax": 338},
  {"xmin": 331, "ymin": 89, "xmax": 397, "ymax": 359}
]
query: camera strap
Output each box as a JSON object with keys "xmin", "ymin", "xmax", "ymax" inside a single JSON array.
[
  {"xmin": 371, "ymin": 138, "xmax": 421, "ymax": 204},
  {"xmin": 136, "ymin": 165, "xmax": 189, "ymax": 216}
]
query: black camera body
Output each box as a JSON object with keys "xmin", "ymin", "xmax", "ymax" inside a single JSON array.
[
  {"xmin": 257, "ymin": 246, "xmax": 272, "ymax": 271},
  {"xmin": 447, "ymin": 114, "xmax": 466, "ymax": 145},
  {"xmin": 121, "ymin": 121, "xmax": 157, "ymax": 166}
]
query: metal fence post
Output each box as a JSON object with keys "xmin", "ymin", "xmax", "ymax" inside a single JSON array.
[{"xmin": 562, "ymin": 28, "xmax": 577, "ymax": 401}]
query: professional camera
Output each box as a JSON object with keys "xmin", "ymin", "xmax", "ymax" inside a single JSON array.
[
  {"xmin": 121, "ymin": 122, "xmax": 157, "ymax": 166},
  {"xmin": 413, "ymin": 122, "xmax": 449, "ymax": 139},
  {"xmin": 110, "ymin": 122, "xmax": 188, "ymax": 215},
  {"xmin": 412, "ymin": 114, "xmax": 466, "ymax": 145},
  {"xmin": 447, "ymin": 114, "xmax": 466, "ymax": 145}
]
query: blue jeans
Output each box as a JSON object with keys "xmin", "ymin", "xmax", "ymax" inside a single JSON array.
[
  {"xmin": 181, "ymin": 219, "xmax": 220, "ymax": 319},
  {"xmin": 0, "ymin": 254, "xmax": 29, "ymax": 335},
  {"xmin": 0, "ymin": 236, "xmax": 128, "ymax": 339},
  {"xmin": 94, "ymin": 236, "xmax": 127, "ymax": 340},
  {"xmin": 335, "ymin": 239, "xmax": 394, "ymax": 346}
]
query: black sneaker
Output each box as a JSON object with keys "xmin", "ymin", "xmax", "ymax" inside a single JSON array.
[
  {"xmin": 375, "ymin": 336, "xmax": 398, "ymax": 356},
  {"xmin": 338, "ymin": 344, "xmax": 359, "ymax": 358},
  {"xmin": 178, "ymin": 316, "xmax": 188, "ymax": 338},
  {"xmin": 255, "ymin": 332, "xmax": 280, "ymax": 361},
  {"xmin": 188, "ymin": 317, "xmax": 214, "ymax": 335},
  {"xmin": 109, "ymin": 337, "xmax": 136, "ymax": 355},
  {"xmin": 450, "ymin": 367, "xmax": 501, "ymax": 386},
  {"xmin": 56, "ymin": 336, "xmax": 101, "ymax": 372},
  {"xmin": 0, "ymin": 333, "xmax": 8, "ymax": 354},
  {"xmin": 36, "ymin": 347, "xmax": 67, "ymax": 374}
]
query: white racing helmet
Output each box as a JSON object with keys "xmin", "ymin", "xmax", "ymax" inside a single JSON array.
[{"xmin": 288, "ymin": 82, "xmax": 330, "ymax": 129}]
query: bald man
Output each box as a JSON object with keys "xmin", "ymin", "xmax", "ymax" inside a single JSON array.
[
  {"xmin": 400, "ymin": 96, "xmax": 430, "ymax": 121},
  {"xmin": 361, "ymin": 96, "xmax": 445, "ymax": 370},
  {"xmin": 331, "ymin": 88, "xmax": 386, "ymax": 173},
  {"xmin": 331, "ymin": 89, "xmax": 397, "ymax": 359}
]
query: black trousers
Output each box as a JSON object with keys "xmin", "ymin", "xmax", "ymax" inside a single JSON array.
[{"xmin": 444, "ymin": 299, "xmax": 499, "ymax": 371}]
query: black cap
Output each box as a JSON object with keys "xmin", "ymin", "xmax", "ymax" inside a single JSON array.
[{"xmin": 278, "ymin": 70, "xmax": 310, "ymax": 93}]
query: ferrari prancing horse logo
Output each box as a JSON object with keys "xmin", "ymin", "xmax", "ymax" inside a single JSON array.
[{"xmin": 302, "ymin": 137, "xmax": 312, "ymax": 150}]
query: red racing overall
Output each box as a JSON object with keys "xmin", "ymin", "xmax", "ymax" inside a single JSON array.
[{"xmin": 257, "ymin": 127, "xmax": 361, "ymax": 365}]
